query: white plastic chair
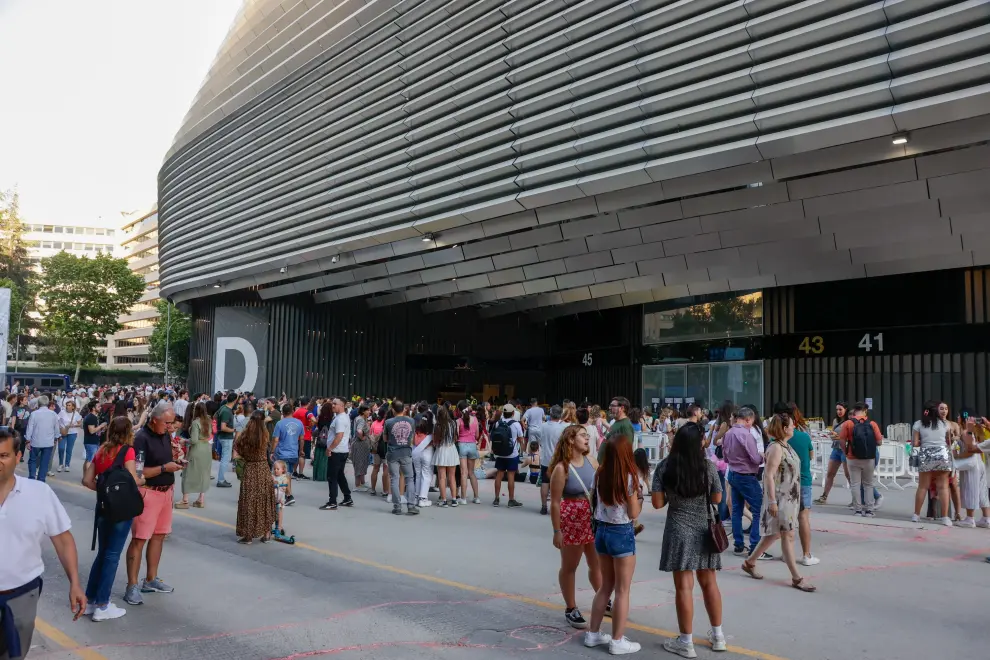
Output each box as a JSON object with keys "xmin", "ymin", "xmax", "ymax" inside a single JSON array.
[
  {"xmin": 639, "ymin": 433, "xmax": 663, "ymax": 464},
  {"xmin": 875, "ymin": 444, "xmax": 904, "ymax": 490}
]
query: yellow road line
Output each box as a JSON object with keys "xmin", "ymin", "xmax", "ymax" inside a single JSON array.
[
  {"xmin": 34, "ymin": 617, "xmax": 109, "ymax": 660},
  {"xmin": 51, "ymin": 478, "xmax": 787, "ymax": 660}
]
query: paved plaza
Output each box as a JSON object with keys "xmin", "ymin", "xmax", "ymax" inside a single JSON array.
[{"xmin": 25, "ymin": 451, "xmax": 990, "ymax": 660}]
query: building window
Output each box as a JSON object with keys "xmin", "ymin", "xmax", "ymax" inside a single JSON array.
[{"xmin": 643, "ymin": 291, "xmax": 763, "ymax": 346}]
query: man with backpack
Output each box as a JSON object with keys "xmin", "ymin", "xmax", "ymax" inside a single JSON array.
[
  {"xmin": 491, "ymin": 404, "xmax": 524, "ymax": 508},
  {"xmin": 839, "ymin": 402, "xmax": 883, "ymax": 517}
]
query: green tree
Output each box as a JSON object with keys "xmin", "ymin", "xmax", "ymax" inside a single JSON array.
[
  {"xmin": 149, "ymin": 300, "xmax": 191, "ymax": 381},
  {"xmin": 0, "ymin": 189, "xmax": 30, "ymax": 289},
  {"xmin": 0, "ymin": 189, "xmax": 37, "ymax": 350},
  {"xmin": 37, "ymin": 252, "xmax": 145, "ymax": 382}
]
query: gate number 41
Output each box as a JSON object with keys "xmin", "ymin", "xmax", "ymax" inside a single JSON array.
[{"xmin": 858, "ymin": 333, "xmax": 884, "ymax": 352}]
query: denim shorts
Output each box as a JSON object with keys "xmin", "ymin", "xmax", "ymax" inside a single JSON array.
[
  {"xmin": 829, "ymin": 448, "xmax": 847, "ymax": 463},
  {"xmin": 801, "ymin": 485, "xmax": 812, "ymax": 510},
  {"xmin": 594, "ymin": 522, "xmax": 636, "ymax": 558},
  {"xmin": 457, "ymin": 442, "xmax": 480, "ymax": 459}
]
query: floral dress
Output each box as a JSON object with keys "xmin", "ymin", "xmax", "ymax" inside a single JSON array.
[{"xmin": 759, "ymin": 440, "xmax": 801, "ymax": 537}]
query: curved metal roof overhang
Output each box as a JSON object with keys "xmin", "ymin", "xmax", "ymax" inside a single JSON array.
[{"xmin": 158, "ymin": 0, "xmax": 990, "ymax": 312}]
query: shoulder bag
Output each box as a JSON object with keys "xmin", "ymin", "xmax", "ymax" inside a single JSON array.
[
  {"xmin": 568, "ymin": 463, "xmax": 598, "ymax": 534},
  {"xmin": 703, "ymin": 464, "xmax": 729, "ymax": 553}
]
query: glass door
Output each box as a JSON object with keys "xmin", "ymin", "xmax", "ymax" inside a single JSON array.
[{"xmin": 643, "ymin": 365, "xmax": 686, "ymax": 414}]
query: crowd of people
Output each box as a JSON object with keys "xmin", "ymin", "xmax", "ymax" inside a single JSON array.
[{"xmin": 4, "ymin": 381, "xmax": 990, "ymax": 658}]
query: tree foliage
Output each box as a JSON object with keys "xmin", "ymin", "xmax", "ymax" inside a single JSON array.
[
  {"xmin": 149, "ymin": 300, "xmax": 191, "ymax": 380},
  {"xmin": 37, "ymin": 252, "xmax": 145, "ymax": 381},
  {"xmin": 0, "ymin": 189, "xmax": 36, "ymax": 338}
]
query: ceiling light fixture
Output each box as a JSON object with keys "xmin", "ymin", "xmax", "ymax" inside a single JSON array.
[
  {"xmin": 422, "ymin": 233, "xmax": 434, "ymax": 242},
  {"xmin": 892, "ymin": 134, "xmax": 908, "ymax": 145},
  {"xmin": 212, "ymin": 283, "xmax": 221, "ymax": 289},
  {"xmin": 331, "ymin": 254, "xmax": 339, "ymax": 263}
]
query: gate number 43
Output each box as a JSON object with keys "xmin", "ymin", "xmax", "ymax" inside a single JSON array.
[{"xmin": 858, "ymin": 333, "xmax": 884, "ymax": 352}]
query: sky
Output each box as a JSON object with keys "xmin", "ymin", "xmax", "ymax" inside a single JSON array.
[{"xmin": 0, "ymin": 0, "xmax": 243, "ymax": 226}]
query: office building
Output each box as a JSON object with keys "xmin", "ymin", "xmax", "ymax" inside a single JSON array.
[{"xmin": 105, "ymin": 207, "xmax": 161, "ymax": 371}]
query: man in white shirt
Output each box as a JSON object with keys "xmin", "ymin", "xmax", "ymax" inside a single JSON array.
[
  {"xmin": 24, "ymin": 395, "xmax": 60, "ymax": 482},
  {"xmin": 0, "ymin": 430, "xmax": 86, "ymax": 658},
  {"xmin": 320, "ymin": 397, "xmax": 353, "ymax": 510},
  {"xmin": 173, "ymin": 390, "xmax": 189, "ymax": 420},
  {"xmin": 492, "ymin": 404, "xmax": 525, "ymax": 508}
]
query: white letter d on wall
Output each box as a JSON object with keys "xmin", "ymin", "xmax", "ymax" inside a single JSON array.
[{"xmin": 214, "ymin": 337, "xmax": 259, "ymax": 392}]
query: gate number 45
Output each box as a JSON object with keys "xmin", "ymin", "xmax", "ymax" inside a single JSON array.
[
  {"xmin": 581, "ymin": 352, "xmax": 593, "ymax": 366},
  {"xmin": 858, "ymin": 333, "xmax": 884, "ymax": 352}
]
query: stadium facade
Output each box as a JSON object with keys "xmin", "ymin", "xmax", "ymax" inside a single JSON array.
[{"xmin": 158, "ymin": 0, "xmax": 990, "ymax": 425}]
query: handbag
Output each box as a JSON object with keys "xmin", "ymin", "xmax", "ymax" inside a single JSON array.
[
  {"xmin": 569, "ymin": 463, "xmax": 598, "ymax": 534},
  {"xmin": 703, "ymin": 465, "xmax": 729, "ymax": 553}
]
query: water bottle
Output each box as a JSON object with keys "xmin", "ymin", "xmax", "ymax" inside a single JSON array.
[{"xmin": 135, "ymin": 450, "xmax": 145, "ymax": 479}]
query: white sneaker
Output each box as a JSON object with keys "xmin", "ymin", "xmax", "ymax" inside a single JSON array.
[
  {"xmin": 584, "ymin": 631, "xmax": 612, "ymax": 648},
  {"xmin": 472, "ymin": 497, "xmax": 481, "ymax": 504},
  {"xmin": 456, "ymin": 498, "xmax": 467, "ymax": 505},
  {"xmin": 417, "ymin": 497, "xmax": 432, "ymax": 508},
  {"xmin": 941, "ymin": 517, "xmax": 953, "ymax": 527},
  {"xmin": 610, "ymin": 636, "xmax": 642, "ymax": 655},
  {"xmin": 873, "ymin": 494, "xmax": 883, "ymax": 510},
  {"xmin": 798, "ymin": 555, "xmax": 820, "ymax": 566},
  {"xmin": 57, "ymin": 465, "xmax": 63, "ymax": 472},
  {"xmin": 47, "ymin": 471, "xmax": 55, "ymax": 477},
  {"xmin": 911, "ymin": 514, "xmax": 921, "ymax": 523},
  {"xmin": 84, "ymin": 603, "xmax": 97, "ymax": 616},
  {"xmin": 92, "ymin": 602, "xmax": 127, "ymax": 621},
  {"xmin": 707, "ymin": 629, "xmax": 727, "ymax": 652},
  {"xmin": 400, "ymin": 495, "xmax": 408, "ymax": 505},
  {"xmin": 976, "ymin": 517, "xmax": 990, "ymax": 528},
  {"xmin": 956, "ymin": 517, "xmax": 976, "ymax": 528}
]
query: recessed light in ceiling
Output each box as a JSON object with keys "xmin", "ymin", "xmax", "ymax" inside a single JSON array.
[{"xmin": 892, "ymin": 134, "xmax": 908, "ymax": 145}]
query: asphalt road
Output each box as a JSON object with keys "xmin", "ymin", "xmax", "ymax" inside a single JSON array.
[{"xmin": 22, "ymin": 448, "xmax": 990, "ymax": 660}]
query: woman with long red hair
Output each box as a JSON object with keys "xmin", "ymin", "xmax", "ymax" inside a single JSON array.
[{"xmin": 584, "ymin": 436, "xmax": 643, "ymax": 654}]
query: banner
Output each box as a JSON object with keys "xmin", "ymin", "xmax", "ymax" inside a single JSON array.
[
  {"xmin": 0, "ymin": 289, "xmax": 8, "ymax": 388},
  {"xmin": 213, "ymin": 306, "xmax": 269, "ymax": 396}
]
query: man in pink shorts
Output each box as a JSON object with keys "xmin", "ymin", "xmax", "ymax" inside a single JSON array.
[{"xmin": 124, "ymin": 401, "xmax": 181, "ymax": 606}]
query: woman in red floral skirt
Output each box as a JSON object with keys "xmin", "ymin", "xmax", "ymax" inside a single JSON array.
[{"xmin": 549, "ymin": 425, "xmax": 601, "ymax": 629}]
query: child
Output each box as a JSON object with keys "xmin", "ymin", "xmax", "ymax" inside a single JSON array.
[
  {"xmin": 273, "ymin": 461, "xmax": 290, "ymax": 535},
  {"xmin": 633, "ymin": 448, "xmax": 651, "ymax": 536},
  {"xmin": 527, "ymin": 441, "xmax": 540, "ymax": 484}
]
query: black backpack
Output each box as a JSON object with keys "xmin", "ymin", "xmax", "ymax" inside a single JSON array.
[
  {"xmin": 490, "ymin": 420, "xmax": 515, "ymax": 458},
  {"xmin": 849, "ymin": 418, "xmax": 877, "ymax": 460},
  {"xmin": 315, "ymin": 424, "xmax": 330, "ymax": 450},
  {"xmin": 91, "ymin": 446, "xmax": 144, "ymax": 549}
]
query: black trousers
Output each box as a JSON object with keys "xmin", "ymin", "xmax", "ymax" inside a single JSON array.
[{"xmin": 327, "ymin": 452, "xmax": 351, "ymax": 504}]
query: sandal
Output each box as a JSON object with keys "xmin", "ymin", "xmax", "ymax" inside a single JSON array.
[
  {"xmin": 174, "ymin": 502, "xmax": 189, "ymax": 509},
  {"xmin": 192, "ymin": 501, "xmax": 205, "ymax": 508},
  {"xmin": 741, "ymin": 561, "xmax": 764, "ymax": 580},
  {"xmin": 237, "ymin": 537, "xmax": 253, "ymax": 545},
  {"xmin": 792, "ymin": 578, "xmax": 816, "ymax": 592}
]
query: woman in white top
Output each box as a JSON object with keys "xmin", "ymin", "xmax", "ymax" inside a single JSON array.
[
  {"xmin": 585, "ymin": 435, "xmax": 643, "ymax": 655},
  {"xmin": 911, "ymin": 400, "xmax": 952, "ymax": 525},
  {"xmin": 56, "ymin": 400, "xmax": 83, "ymax": 472}
]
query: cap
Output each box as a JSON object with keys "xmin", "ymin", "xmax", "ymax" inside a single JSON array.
[{"xmin": 502, "ymin": 403, "xmax": 516, "ymax": 414}]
